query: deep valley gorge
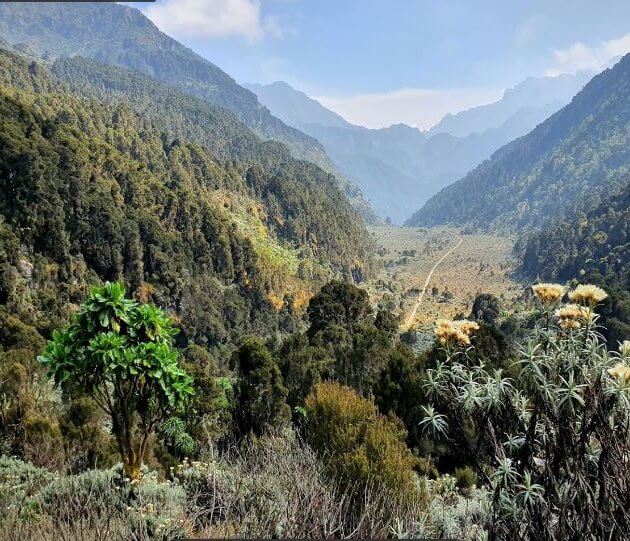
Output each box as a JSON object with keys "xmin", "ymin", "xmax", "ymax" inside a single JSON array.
[{"xmin": 0, "ymin": 2, "xmax": 628, "ymax": 540}]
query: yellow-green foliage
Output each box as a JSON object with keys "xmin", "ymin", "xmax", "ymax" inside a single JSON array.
[
  {"xmin": 210, "ymin": 191, "xmax": 302, "ymax": 277},
  {"xmin": 304, "ymin": 381, "xmax": 418, "ymax": 501},
  {"xmin": 209, "ymin": 190, "xmax": 332, "ymax": 307}
]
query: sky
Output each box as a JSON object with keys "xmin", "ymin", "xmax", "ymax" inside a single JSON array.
[{"xmin": 129, "ymin": 0, "xmax": 630, "ymax": 129}]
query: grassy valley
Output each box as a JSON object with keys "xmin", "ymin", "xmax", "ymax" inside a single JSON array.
[{"xmin": 365, "ymin": 226, "xmax": 522, "ymax": 330}]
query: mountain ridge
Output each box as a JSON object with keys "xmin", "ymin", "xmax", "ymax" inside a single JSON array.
[
  {"xmin": 427, "ymin": 71, "xmax": 593, "ymax": 137},
  {"xmin": 0, "ymin": 1, "xmax": 378, "ymax": 223},
  {"xmin": 405, "ymin": 54, "xmax": 630, "ymax": 231},
  {"xmin": 248, "ymin": 79, "xmax": 582, "ymax": 222}
]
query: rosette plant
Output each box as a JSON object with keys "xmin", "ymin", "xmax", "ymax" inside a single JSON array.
[{"xmin": 39, "ymin": 282, "xmax": 194, "ymax": 479}]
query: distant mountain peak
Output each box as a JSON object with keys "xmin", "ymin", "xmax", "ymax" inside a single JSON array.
[
  {"xmin": 244, "ymin": 80, "xmax": 351, "ymax": 130},
  {"xmin": 427, "ymin": 70, "xmax": 592, "ymax": 138},
  {"xmin": 407, "ymin": 54, "xmax": 630, "ymax": 231}
]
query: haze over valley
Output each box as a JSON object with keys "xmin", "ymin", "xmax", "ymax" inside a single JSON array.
[
  {"xmin": 0, "ymin": 2, "xmax": 628, "ymax": 539},
  {"xmin": 247, "ymin": 71, "xmax": 593, "ymax": 222}
]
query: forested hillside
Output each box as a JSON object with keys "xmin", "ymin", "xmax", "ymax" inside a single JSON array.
[
  {"xmin": 517, "ymin": 183, "xmax": 629, "ymax": 345},
  {"xmin": 0, "ymin": 48, "xmax": 372, "ymax": 354},
  {"xmin": 0, "ymin": 2, "xmax": 315, "ymax": 156},
  {"xmin": 0, "ymin": 2, "xmax": 376, "ymax": 222},
  {"xmin": 406, "ymin": 54, "xmax": 630, "ymax": 231},
  {"xmin": 518, "ymin": 184, "xmax": 629, "ymax": 282}
]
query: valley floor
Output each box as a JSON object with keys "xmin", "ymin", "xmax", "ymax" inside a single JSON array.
[{"xmin": 365, "ymin": 225, "xmax": 523, "ymax": 331}]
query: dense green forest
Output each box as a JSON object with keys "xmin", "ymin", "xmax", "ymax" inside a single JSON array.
[
  {"xmin": 406, "ymin": 54, "xmax": 630, "ymax": 231},
  {"xmin": 0, "ymin": 2, "xmax": 377, "ymax": 222},
  {"xmin": 0, "ymin": 2, "xmax": 321, "ymax": 157},
  {"xmin": 518, "ymin": 183, "xmax": 629, "ymax": 282},
  {"xmin": 0, "ymin": 47, "xmax": 372, "ymax": 358},
  {"xmin": 46, "ymin": 56, "xmax": 376, "ymax": 222},
  {"xmin": 517, "ymin": 182, "xmax": 629, "ymax": 346}
]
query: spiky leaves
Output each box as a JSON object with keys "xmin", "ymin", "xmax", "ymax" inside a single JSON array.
[{"xmin": 422, "ymin": 283, "xmax": 629, "ymax": 538}]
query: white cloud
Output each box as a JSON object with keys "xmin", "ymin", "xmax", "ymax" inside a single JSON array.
[
  {"xmin": 144, "ymin": 0, "xmax": 282, "ymax": 41},
  {"xmin": 545, "ymin": 34, "xmax": 630, "ymax": 76},
  {"xmin": 314, "ymin": 87, "xmax": 503, "ymax": 131}
]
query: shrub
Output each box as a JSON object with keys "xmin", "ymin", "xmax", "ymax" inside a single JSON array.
[
  {"xmin": 454, "ymin": 466, "xmax": 477, "ymax": 490},
  {"xmin": 0, "ymin": 459, "xmax": 188, "ymax": 540},
  {"xmin": 0, "ymin": 456, "xmax": 55, "ymax": 510},
  {"xmin": 307, "ymin": 281, "xmax": 372, "ymax": 335},
  {"xmin": 420, "ymin": 284, "xmax": 630, "ymax": 538},
  {"xmin": 470, "ymin": 293, "xmax": 501, "ymax": 325},
  {"xmin": 304, "ymin": 382, "xmax": 418, "ymax": 503},
  {"xmin": 232, "ymin": 338, "xmax": 290, "ymax": 436}
]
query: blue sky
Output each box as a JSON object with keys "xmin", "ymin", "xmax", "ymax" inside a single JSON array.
[{"xmin": 130, "ymin": 0, "xmax": 630, "ymax": 129}]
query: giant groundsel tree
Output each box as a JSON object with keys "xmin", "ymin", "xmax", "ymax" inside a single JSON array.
[{"xmin": 39, "ymin": 282, "xmax": 194, "ymax": 479}]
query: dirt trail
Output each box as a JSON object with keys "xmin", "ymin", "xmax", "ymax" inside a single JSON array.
[{"xmin": 402, "ymin": 234, "xmax": 463, "ymax": 330}]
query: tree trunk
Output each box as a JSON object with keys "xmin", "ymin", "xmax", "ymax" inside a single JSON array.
[{"xmin": 123, "ymin": 456, "xmax": 142, "ymax": 480}]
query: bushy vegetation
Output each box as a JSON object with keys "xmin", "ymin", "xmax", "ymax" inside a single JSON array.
[
  {"xmin": 232, "ymin": 338, "xmax": 290, "ymax": 436},
  {"xmin": 0, "ymin": 46, "xmax": 372, "ymax": 363},
  {"xmin": 518, "ymin": 183, "xmax": 629, "ymax": 347},
  {"xmin": 1, "ymin": 273, "xmax": 629, "ymax": 538},
  {"xmin": 304, "ymin": 382, "xmax": 419, "ymax": 503}
]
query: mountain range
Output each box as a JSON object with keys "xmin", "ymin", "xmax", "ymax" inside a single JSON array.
[
  {"xmin": 426, "ymin": 72, "xmax": 594, "ymax": 138},
  {"xmin": 246, "ymin": 73, "xmax": 590, "ymax": 223},
  {"xmin": 406, "ymin": 54, "xmax": 630, "ymax": 232}
]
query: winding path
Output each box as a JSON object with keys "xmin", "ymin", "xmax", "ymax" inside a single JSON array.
[{"xmin": 402, "ymin": 234, "xmax": 463, "ymax": 330}]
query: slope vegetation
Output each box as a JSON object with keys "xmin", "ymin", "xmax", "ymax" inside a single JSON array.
[
  {"xmin": 0, "ymin": 48, "xmax": 372, "ymax": 351},
  {"xmin": 0, "ymin": 1, "xmax": 376, "ymax": 222}
]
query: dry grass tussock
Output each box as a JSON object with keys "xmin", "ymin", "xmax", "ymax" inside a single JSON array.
[{"xmin": 0, "ymin": 432, "xmax": 436, "ymax": 540}]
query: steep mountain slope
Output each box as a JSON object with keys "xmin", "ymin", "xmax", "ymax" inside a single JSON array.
[
  {"xmin": 246, "ymin": 81, "xmax": 350, "ymax": 130},
  {"xmin": 0, "ymin": 1, "xmax": 376, "ymax": 222},
  {"xmin": 427, "ymin": 72, "xmax": 592, "ymax": 138},
  {"xmin": 406, "ymin": 55, "xmax": 630, "ymax": 231},
  {"xmin": 0, "ymin": 48, "xmax": 372, "ymax": 351},
  {"xmin": 248, "ymin": 81, "xmax": 572, "ymax": 223},
  {"xmin": 518, "ymin": 183, "xmax": 628, "ymax": 282}
]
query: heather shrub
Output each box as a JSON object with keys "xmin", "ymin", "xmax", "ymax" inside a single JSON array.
[
  {"xmin": 0, "ymin": 456, "xmax": 55, "ymax": 512},
  {"xmin": 232, "ymin": 338, "xmax": 290, "ymax": 436},
  {"xmin": 304, "ymin": 381, "xmax": 419, "ymax": 503},
  {"xmin": 172, "ymin": 429, "xmax": 424, "ymax": 538},
  {"xmin": 454, "ymin": 466, "xmax": 477, "ymax": 490},
  {"xmin": 0, "ymin": 459, "xmax": 188, "ymax": 540}
]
